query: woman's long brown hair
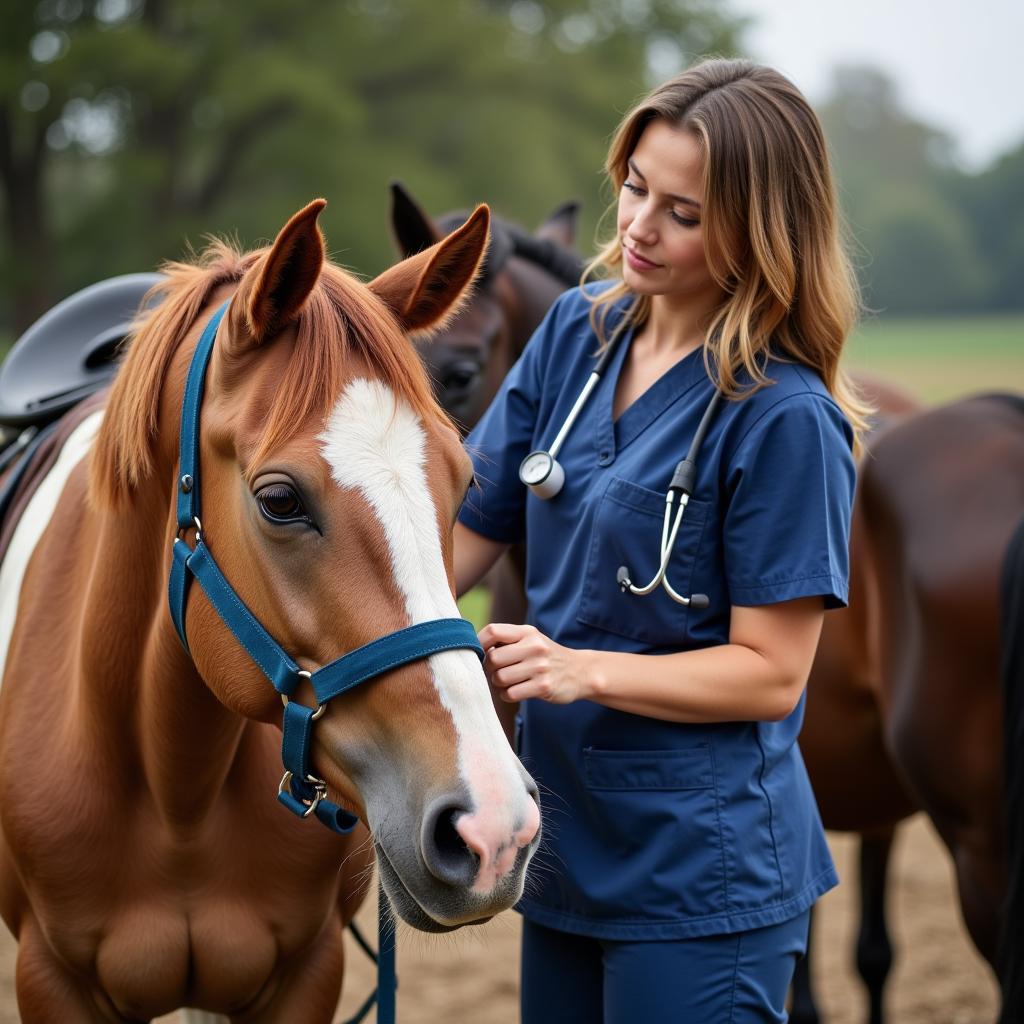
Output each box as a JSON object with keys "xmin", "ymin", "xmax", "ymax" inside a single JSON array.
[{"xmin": 585, "ymin": 58, "xmax": 871, "ymax": 453}]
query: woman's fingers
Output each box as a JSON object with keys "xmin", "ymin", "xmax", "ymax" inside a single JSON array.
[
  {"xmin": 490, "ymin": 660, "xmax": 542, "ymax": 688},
  {"xmin": 478, "ymin": 621, "xmax": 537, "ymax": 650}
]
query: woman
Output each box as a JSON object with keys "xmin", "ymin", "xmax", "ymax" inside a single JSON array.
[{"xmin": 455, "ymin": 58, "xmax": 868, "ymax": 1022}]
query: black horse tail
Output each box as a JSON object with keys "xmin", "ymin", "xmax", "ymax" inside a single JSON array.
[{"xmin": 999, "ymin": 513, "xmax": 1024, "ymax": 1023}]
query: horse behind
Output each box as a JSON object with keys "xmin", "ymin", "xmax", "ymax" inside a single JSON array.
[
  {"xmin": 857, "ymin": 393, "xmax": 1024, "ymax": 1021},
  {"xmin": 0, "ymin": 200, "xmax": 540, "ymax": 1021}
]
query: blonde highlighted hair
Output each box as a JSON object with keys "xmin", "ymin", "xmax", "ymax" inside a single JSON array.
[{"xmin": 585, "ymin": 57, "xmax": 871, "ymax": 452}]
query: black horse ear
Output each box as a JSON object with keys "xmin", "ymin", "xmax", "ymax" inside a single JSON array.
[
  {"xmin": 389, "ymin": 181, "xmax": 441, "ymax": 257},
  {"xmin": 536, "ymin": 200, "xmax": 580, "ymax": 248}
]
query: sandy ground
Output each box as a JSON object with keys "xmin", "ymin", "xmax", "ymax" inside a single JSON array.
[{"xmin": 0, "ymin": 813, "xmax": 998, "ymax": 1023}]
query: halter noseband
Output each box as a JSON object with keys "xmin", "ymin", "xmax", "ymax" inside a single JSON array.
[{"xmin": 167, "ymin": 301, "xmax": 485, "ymax": 834}]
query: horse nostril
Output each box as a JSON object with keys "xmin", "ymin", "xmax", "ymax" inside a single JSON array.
[{"xmin": 422, "ymin": 798, "xmax": 479, "ymax": 889}]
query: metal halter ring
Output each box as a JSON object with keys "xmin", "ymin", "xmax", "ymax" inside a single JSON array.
[
  {"xmin": 278, "ymin": 770, "xmax": 328, "ymax": 818},
  {"xmin": 280, "ymin": 669, "xmax": 325, "ymax": 719},
  {"xmin": 175, "ymin": 515, "xmax": 204, "ymax": 549}
]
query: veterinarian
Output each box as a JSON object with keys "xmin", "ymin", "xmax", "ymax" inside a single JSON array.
[{"xmin": 455, "ymin": 58, "xmax": 864, "ymax": 1022}]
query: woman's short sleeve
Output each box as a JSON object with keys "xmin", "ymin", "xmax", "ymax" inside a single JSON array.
[
  {"xmin": 723, "ymin": 393, "xmax": 856, "ymax": 609},
  {"xmin": 457, "ymin": 303, "xmax": 556, "ymax": 544}
]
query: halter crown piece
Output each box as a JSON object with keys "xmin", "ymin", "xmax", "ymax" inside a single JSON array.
[{"xmin": 167, "ymin": 301, "xmax": 485, "ymax": 1024}]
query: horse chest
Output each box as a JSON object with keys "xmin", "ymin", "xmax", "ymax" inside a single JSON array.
[
  {"xmin": 91, "ymin": 899, "xmax": 281, "ymax": 1017},
  {"xmin": 10, "ymin": 800, "xmax": 344, "ymax": 1018}
]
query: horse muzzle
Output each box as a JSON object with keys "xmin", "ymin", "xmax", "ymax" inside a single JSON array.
[{"xmin": 372, "ymin": 777, "xmax": 541, "ymax": 932}]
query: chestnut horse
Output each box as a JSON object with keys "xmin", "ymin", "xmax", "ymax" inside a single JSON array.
[{"xmin": 0, "ymin": 199, "xmax": 541, "ymax": 1022}]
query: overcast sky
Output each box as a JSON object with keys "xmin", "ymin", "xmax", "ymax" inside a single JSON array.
[{"xmin": 726, "ymin": 0, "xmax": 1023, "ymax": 171}]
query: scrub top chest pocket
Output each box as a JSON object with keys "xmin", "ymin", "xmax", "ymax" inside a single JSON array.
[{"xmin": 578, "ymin": 476, "xmax": 710, "ymax": 647}]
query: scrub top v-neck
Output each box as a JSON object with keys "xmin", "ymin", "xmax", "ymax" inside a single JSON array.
[{"xmin": 458, "ymin": 283, "xmax": 855, "ymax": 940}]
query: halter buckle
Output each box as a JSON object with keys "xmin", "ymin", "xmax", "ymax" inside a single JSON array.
[{"xmin": 278, "ymin": 769, "xmax": 328, "ymax": 818}]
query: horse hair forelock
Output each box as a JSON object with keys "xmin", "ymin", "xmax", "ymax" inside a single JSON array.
[{"xmin": 89, "ymin": 238, "xmax": 448, "ymax": 507}]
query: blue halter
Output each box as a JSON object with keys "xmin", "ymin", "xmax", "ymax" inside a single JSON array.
[
  {"xmin": 168, "ymin": 298, "xmax": 483, "ymax": 827},
  {"xmin": 166, "ymin": 300, "xmax": 484, "ymax": 1021}
]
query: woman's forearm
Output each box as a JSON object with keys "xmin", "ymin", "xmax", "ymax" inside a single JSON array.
[
  {"xmin": 480, "ymin": 599, "xmax": 824, "ymax": 725},
  {"xmin": 581, "ymin": 643, "xmax": 805, "ymax": 723}
]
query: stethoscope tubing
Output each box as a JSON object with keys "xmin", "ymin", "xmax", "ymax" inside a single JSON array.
[{"xmin": 519, "ymin": 300, "xmax": 720, "ymax": 608}]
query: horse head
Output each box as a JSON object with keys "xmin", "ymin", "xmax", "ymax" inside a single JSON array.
[
  {"xmin": 389, "ymin": 181, "xmax": 582, "ymax": 432},
  {"xmin": 93, "ymin": 200, "xmax": 540, "ymax": 932}
]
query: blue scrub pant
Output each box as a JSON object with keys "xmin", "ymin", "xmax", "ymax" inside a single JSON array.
[{"xmin": 520, "ymin": 910, "xmax": 810, "ymax": 1023}]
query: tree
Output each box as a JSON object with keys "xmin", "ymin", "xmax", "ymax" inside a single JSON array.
[
  {"xmin": 819, "ymin": 64, "xmax": 1021, "ymax": 315},
  {"xmin": 0, "ymin": 0, "xmax": 741, "ymax": 337}
]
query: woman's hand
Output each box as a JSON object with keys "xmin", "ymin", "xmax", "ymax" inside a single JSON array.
[{"xmin": 478, "ymin": 623, "xmax": 592, "ymax": 705}]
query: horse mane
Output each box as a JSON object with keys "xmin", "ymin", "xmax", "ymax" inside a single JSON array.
[
  {"xmin": 437, "ymin": 213, "xmax": 582, "ymax": 288},
  {"xmin": 90, "ymin": 237, "xmax": 448, "ymax": 506}
]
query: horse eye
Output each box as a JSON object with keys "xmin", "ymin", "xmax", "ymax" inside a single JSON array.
[
  {"xmin": 443, "ymin": 361, "xmax": 480, "ymax": 393},
  {"xmin": 256, "ymin": 484, "xmax": 307, "ymax": 525}
]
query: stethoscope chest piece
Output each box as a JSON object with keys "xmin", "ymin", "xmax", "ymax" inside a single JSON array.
[{"xmin": 519, "ymin": 450, "xmax": 566, "ymax": 499}]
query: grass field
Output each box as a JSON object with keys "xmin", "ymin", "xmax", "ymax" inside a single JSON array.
[{"xmin": 845, "ymin": 314, "xmax": 1023, "ymax": 404}]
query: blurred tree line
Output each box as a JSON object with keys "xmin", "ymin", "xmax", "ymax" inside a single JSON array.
[
  {"xmin": 0, "ymin": 0, "xmax": 1019, "ymax": 339},
  {"xmin": 818, "ymin": 66, "xmax": 1024, "ymax": 316}
]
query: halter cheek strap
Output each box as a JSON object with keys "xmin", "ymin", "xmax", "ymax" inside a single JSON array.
[{"xmin": 167, "ymin": 301, "xmax": 484, "ymax": 834}]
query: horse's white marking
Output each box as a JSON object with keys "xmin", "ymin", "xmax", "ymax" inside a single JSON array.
[
  {"xmin": 0, "ymin": 411, "xmax": 104, "ymax": 682},
  {"xmin": 319, "ymin": 380, "xmax": 535, "ymax": 892}
]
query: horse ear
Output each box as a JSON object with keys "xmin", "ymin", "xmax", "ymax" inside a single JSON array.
[
  {"xmin": 535, "ymin": 200, "xmax": 580, "ymax": 248},
  {"xmin": 370, "ymin": 204, "xmax": 489, "ymax": 334},
  {"xmin": 233, "ymin": 199, "xmax": 326, "ymax": 347},
  {"xmin": 389, "ymin": 180, "xmax": 441, "ymax": 257}
]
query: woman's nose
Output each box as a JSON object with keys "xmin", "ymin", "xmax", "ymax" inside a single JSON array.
[{"xmin": 626, "ymin": 205, "xmax": 657, "ymax": 244}]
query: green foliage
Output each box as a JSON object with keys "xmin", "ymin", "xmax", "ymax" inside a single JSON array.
[
  {"xmin": 3, "ymin": 6, "xmax": 1021, "ymax": 333},
  {"xmin": 0, "ymin": 0, "xmax": 740, "ymax": 334}
]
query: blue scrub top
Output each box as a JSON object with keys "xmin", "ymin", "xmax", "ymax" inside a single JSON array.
[{"xmin": 459, "ymin": 284, "xmax": 854, "ymax": 940}]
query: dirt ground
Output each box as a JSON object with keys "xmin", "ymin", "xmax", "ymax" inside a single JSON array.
[{"xmin": 0, "ymin": 813, "xmax": 997, "ymax": 1023}]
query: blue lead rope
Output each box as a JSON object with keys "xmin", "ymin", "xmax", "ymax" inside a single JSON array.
[{"xmin": 167, "ymin": 301, "xmax": 483, "ymax": 1023}]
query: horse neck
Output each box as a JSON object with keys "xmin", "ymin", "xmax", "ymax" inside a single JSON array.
[{"xmin": 76, "ymin": 429, "xmax": 251, "ymax": 836}]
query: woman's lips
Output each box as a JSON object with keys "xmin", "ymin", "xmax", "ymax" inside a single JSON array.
[{"xmin": 624, "ymin": 245, "xmax": 661, "ymax": 271}]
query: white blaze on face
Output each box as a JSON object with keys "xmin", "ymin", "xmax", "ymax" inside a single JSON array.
[{"xmin": 318, "ymin": 379, "xmax": 536, "ymax": 892}]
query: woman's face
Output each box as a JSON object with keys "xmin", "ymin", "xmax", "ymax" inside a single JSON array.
[{"xmin": 617, "ymin": 119, "xmax": 721, "ymax": 308}]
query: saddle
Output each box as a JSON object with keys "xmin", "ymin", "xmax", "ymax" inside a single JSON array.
[{"xmin": 0, "ymin": 273, "xmax": 163, "ymax": 532}]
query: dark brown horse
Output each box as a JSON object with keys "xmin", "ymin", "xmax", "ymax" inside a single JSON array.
[
  {"xmin": 0, "ymin": 200, "xmax": 541, "ymax": 1022},
  {"xmin": 390, "ymin": 187, "xmax": 1024, "ymax": 1020},
  {"xmin": 389, "ymin": 181, "xmax": 582, "ymax": 629},
  {"xmin": 857, "ymin": 394, "xmax": 1024, "ymax": 1022},
  {"xmin": 795, "ymin": 392, "xmax": 1024, "ymax": 1023}
]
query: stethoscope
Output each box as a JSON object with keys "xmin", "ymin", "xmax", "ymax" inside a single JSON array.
[{"xmin": 518, "ymin": 307, "xmax": 720, "ymax": 609}]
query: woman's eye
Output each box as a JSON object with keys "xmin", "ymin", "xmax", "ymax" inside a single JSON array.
[
  {"xmin": 622, "ymin": 181, "xmax": 644, "ymax": 196},
  {"xmin": 256, "ymin": 484, "xmax": 308, "ymax": 524},
  {"xmin": 670, "ymin": 212, "xmax": 700, "ymax": 228}
]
